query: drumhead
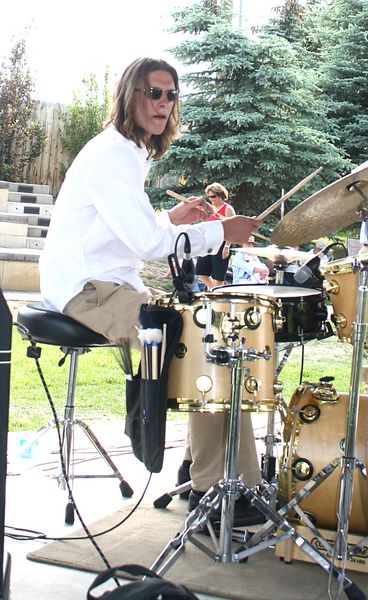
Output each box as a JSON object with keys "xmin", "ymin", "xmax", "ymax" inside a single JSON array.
[{"xmin": 211, "ymin": 284, "xmax": 321, "ymax": 298}]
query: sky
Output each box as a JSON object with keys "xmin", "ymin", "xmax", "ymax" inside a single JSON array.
[{"xmin": 1, "ymin": 0, "xmax": 277, "ymax": 105}]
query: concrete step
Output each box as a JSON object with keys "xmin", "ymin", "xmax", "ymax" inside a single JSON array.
[
  {"xmin": 0, "ymin": 259, "xmax": 40, "ymax": 292},
  {"xmin": 7, "ymin": 202, "xmax": 53, "ymax": 218},
  {"xmin": 0, "ymin": 248, "xmax": 41, "ymax": 263},
  {"xmin": 0, "ymin": 180, "xmax": 50, "ymax": 195},
  {"xmin": 8, "ymin": 191, "xmax": 53, "ymax": 205},
  {"xmin": 0, "ymin": 212, "xmax": 51, "ymax": 227},
  {"xmin": 0, "ymin": 220, "xmax": 48, "ymax": 239},
  {"xmin": 0, "ymin": 246, "xmax": 41, "ymax": 290},
  {"xmin": 0, "ymin": 236, "xmax": 45, "ymax": 250},
  {"xmin": 27, "ymin": 225, "xmax": 48, "ymax": 238}
]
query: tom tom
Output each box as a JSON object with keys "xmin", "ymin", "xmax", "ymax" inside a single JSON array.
[
  {"xmin": 279, "ymin": 382, "xmax": 368, "ymax": 534},
  {"xmin": 157, "ymin": 292, "xmax": 280, "ymax": 412},
  {"xmin": 322, "ymin": 256, "xmax": 365, "ymax": 343},
  {"xmin": 213, "ymin": 284, "xmax": 328, "ymax": 344}
]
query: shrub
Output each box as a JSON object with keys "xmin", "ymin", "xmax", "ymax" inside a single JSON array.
[{"xmin": 0, "ymin": 39, "xmax": 46, "ymax": 182}]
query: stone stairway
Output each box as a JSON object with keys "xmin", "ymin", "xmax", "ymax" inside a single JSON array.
[{"xmin": 0, "ymin": 181, "xmax": 54, "ymax": 292}]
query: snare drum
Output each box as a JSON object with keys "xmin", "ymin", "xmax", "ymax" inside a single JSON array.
[
  {"xmin": 213, "ymin": 285, "xmax": 328, "ymax": 343},
  {"xmin": 322, "ymin": 257, "xmax": 365, "ymax": 343},
  {"xmin": 279, "ymin": 383, "xmax": 368, "ymax": 534},
  {"xmin": 156, "ymin": 292, "xmax": 279, "ymax": 412}
]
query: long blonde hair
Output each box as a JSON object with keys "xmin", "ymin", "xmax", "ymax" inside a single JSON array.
[{"xmin": 105, "ymin": 57, "xmax": 180, "ymax": 159}]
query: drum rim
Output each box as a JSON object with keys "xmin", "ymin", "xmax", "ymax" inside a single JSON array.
[
  {"xmin": 322, "ymin": 255, "xmax": 358, "ymax": 275},
  {"xmin": 208, "ymin": 285, "xmax": 322, "ymax": 299}
]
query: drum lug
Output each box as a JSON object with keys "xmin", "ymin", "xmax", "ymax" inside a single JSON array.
[
  {"xmin": 291, "ymin": 457, "xmax": 314, "ymax": 481},
  {"xmin": 332, "ymin": 312, "xmax": 347, "ymax": 331},
  {"xmin": 244, "ymin": 376, "xmax": 260, "ymax": 394},
  {"xmin": 312, "ymin": 379, "xmax": 339, "ymax": 402},
  {"xmin": 243, "ymin": 307, "xmax": 261, "ymax": 330},
  {"xmin": 323, "ymin": 279, "xmax": 339, "ymax": 295},
  {"xmin": 273, "ymin": 379, "xmax": 284, "ymax": 396},
  {"xmin": 274, "ymin": 302, "xmax": 284, "ymax": 331}
]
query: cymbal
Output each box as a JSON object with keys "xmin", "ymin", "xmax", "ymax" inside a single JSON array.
[
  {"xmin": 271, "ymin": 163, "xmax": 368, "ymax": 246},
  {"xmin": 235, "ymin": 245, "xmax": 310, "ymax": 263}
]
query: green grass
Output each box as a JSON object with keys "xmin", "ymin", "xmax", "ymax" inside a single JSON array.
[
  {"xmin": 10, "ymin": 320, "xmax": 355, "ymax": 431},
  {"xmin": 276, "ymin": 337, "xmax": 353, "ymax": 402},
  {"xmin": 10, "ymin": 327, "xmax": 130, "ymax": 431}
]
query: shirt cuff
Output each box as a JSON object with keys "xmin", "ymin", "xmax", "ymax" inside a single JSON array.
[{"xmin": 202, "ymin": 220, "xmax": 224, "ymax": 255}]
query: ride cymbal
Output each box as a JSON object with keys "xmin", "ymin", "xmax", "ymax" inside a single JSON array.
[{"xmin": 271, "ymin": 163, "xmax": 368, "ymax": 246}]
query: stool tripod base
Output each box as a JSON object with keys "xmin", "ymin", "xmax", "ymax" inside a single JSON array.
[
  {"xmin": 9, "ymin": 416, "xmax": 134, "ymax": 524},
  {"xmin": 57, "ymin": 417, "xmax": 133, "ymax": 492}
]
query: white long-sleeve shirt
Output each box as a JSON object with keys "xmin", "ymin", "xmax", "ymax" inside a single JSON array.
[{"xmin": 40, "ymin": 125, "xmax": 223, "ymax": 311}]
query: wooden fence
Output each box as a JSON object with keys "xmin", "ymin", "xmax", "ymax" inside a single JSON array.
[
  {"xmin": 21, "ymin": 102, "xmax": 70, "ymax": 198},
  {"xmin": 20, "ymin": 102, "xmax": 177, "ymax": 199}
]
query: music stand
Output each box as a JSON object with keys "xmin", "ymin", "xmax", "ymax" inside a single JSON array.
[{"xmin": 0, "ymin": 290, "xmax": 11, "ymax": 600}]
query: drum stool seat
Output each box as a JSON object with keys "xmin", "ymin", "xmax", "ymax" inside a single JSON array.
[{"xmin": 15, "ymin": 302, "xmax": 133, "ymax": 524}]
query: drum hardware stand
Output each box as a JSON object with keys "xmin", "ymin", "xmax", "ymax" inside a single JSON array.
[
  {"xmin": 260, "ymin": 343, "xmax": 292, "ymax": 485},
  {"xmin": 241, "ymin": 262, "xmax": 368, "ymax": 596},
  {"xmin": 333, "ymin": 259, "xmax": 368, "ymax": 563},
  {"xmin": 274, "ymin": 260, "xmax": 287, "ymax": 285},
  {"xmin": 150, "ymin": 301, "xmax": 366, "ymax": 600}
]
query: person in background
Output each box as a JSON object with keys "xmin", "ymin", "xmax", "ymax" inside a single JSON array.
[
  {"xmin": 307, "ymin": 238, "xmax": 329, "ymax": 268},
  {"xmin": 39, "ymin": 57, "xmax": 263, "ymax": 526},
  {"xmin": 195, "ymin": 182, "xmax": 236, "ymax": 290},
  {"xmin": 311, "ymin": 238, "xmax": 327, "ymax": 255},
  {"xmin": 231, "ymin": 236, "xmax": 269, "ymax": 284}
]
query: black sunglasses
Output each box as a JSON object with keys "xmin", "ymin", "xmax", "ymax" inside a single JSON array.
[
  {"xmin": 207, "ymin": 194, "xmax": 218, "ymax": 199},
  {"xmin": 139, "ymin": 87, "xmax": 179, "ymax": 102}
]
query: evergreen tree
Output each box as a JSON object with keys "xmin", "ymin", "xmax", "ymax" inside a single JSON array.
[
  {"xmin": 154, "ymin": 0, "xmax": 349, "ymax": 221},
  {"xmin": 260, "ymin": 0, "xmax": 326, "ymax": 63},
  {"xmin": 318, "ymin": 0, "xmax": 368, "ymax": 165},
  {"xmin": 0, "ymin": 39, "xmax": 46, "ymax": 182}
]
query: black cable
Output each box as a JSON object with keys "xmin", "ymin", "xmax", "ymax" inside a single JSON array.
[
  {"xmin": 11, "ymin": 324, "xmax": 152, "ymax": 576},
  {"xmin": 298, "ymin": 342, "xmax": 305, "ymax": 385},
  {"xmin": 5, "ymin": 471, "xmax": 152, "ymax": 542}
]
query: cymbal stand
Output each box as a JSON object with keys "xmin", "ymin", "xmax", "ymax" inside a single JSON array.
[
  {"xmin": 150, "ymin": 300, "xmax": 366, "ymax": 599},
  {"xmin": 334, "ymin": 258, "xmax": 368, "ymax": 563},
  {"xmin": 236, "ymin": 262, "xmax": 368, "ymax": 597}
]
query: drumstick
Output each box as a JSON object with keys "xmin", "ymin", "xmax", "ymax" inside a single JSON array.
[
  {"xmin": 253, "ymin": 231, "xmax": 270, "ymax": 242},
  {"xmin": 257, "ymin": 166, "xmax": 323, "ymax": 221},
  {"xmin": 160, "ymin": 323, "xmax": 167, "ymax": 375},
  {"xmin": 166, "ymin": 190, "xmax": 208, "ymax": 215}
]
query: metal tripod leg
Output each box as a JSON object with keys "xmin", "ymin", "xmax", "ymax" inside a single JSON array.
[
  {"xmin": 149, "ymin": 341, "xmax": 367, "ymax": 599},
  {"xmin": 57, "ymin": 350, "xmax": 133, "ymax": 497}
]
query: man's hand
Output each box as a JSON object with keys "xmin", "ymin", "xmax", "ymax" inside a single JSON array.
[
  {"xmin": 222, "ymin": 216, "xmax": 262, "ymax": 245},
  {"xmin": 168, "ymin": 196, "xmax": 214, "ymax": 225}
]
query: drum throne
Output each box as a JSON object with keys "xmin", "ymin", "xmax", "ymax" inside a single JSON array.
[{"xmin": 14, "ymin": 302, "xmax": 133, "ymax": 524}]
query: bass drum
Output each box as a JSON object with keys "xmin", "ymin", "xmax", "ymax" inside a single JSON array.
[{"xmin": 279, "ymin": 383, "xmax": 368, "ymax": 534}]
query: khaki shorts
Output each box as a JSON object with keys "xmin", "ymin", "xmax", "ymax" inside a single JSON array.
[{"xmin": 63, "ymin": 280, "xmax": 151, "ymax": 346}]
